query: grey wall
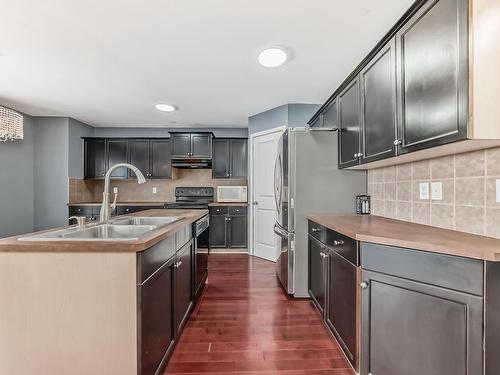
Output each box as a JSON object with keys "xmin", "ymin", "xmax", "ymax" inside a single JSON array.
[
  {"xmin": 93, "ymin": 127, "xmax": 248, "ymax": 138},
  {"xmin": 248, "ymin": 103, "xmax": 321, "ymax": 135},
  {"xmin": 0, "ymin": 114, "xmax": 35, "ymax": 237},
  {"xmin": 68, "ymin": 118, "xmax": 95, "ymax": 178},
  {"xmin": 33, "ymin": 117, "xmax": 69, "ymax": 231}
]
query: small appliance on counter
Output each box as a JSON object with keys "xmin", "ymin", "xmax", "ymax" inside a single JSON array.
[
  {"xmin": 356, "ymin": 194, "xmax": 371, "ymax": 215},
  {"xmin": 216, "ymin": 186, "xmax": 247, "ymax": 203}
]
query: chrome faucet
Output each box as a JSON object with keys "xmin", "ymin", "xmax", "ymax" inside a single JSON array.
[{"xmin": 100, "ymin": 163, "xmax": 146, "ymax": 222}]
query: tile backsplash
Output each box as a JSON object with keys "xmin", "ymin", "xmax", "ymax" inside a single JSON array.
[
  {"xmin": 368, "ymin": 147, "xmax": 500, "ymax": 239},
  {"xmin": 69, "ymin": 169, "xmax": 247, "ymax": 203}
]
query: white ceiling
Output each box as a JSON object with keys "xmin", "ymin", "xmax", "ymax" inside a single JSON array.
[{"xmin": 0, "ymin": 0, "xmax": 414, "ymax": 128}]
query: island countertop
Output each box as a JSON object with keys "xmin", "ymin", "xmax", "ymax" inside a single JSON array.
[
  {"xmin": 307, "ymin": 213, "xmax": 500, "ymax": 262},
  {"xmin": 0, "ymin": 209, "xmax": 207, "ymax": 253}
]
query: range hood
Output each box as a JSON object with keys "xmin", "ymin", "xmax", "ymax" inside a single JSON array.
[{"xmin": 171, "ymin": 159, "xmax": 212, "ymax": 169}]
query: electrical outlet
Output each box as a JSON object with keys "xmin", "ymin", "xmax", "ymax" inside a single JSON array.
[
  {"xmin": 152, "ymin": 187, "xmax": 157, "ymax": 194},
  {"xmin": 113, "ymin": 187, "xmax": 118, "ymax": 194},
  {"xmin": 496, "ymin": 179, "xmax": 500, "ymax": 203},
  {"xmin": 431, "ymin": 182, "xmax": 442, "ymax": 200},
  {"xmin": 419, "ymin": 182, "xmax": 430, "ymax": 200}
]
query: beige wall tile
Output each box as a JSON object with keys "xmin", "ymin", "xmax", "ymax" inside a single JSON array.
[
  {"xmin": 384, "ymin": 182, "xmax": 397, "ymax": 201},
  {"xmin": 486, "ymin": 177, "xmax": 500, "ymax": 207},
  {"xmin": 431, "ymin": 155, "xmax": 454, "ymax": 179},
  {"xmin": 430, "ymin": 204, "xmax": 454, "ymax": 230},
  {"xmin": 397, "ymin": 164, "xmax": 412, "ymax": 181},
  {"xmin": 431, "ymin": 179, "xmax": 454, "ymax": 205},
  {"xmin": 455, "ymin": 150, "xmax": 485, "ymax": 178},
  {"xmin": 455, "ymin": 206, "xmax": 485, "ymax": 235},
  {"xmin": 384, "ymin": 166, "xmax": 396, "ymax": 182},
  {"xmin": 371, "ymin": 199, "xmax": 385, "ymax": 216},
  {"xmin": 369, "ymin": 169, "xmax": 384, "ymax": 183},
  {"xmin": 487, "ymin": 148, "xmax": 500, "ymax": 177},
  {"xmin": 412, "ymin": 202, "xmax": 430, "ymax": 225},
  {"xmin": 397, "ymin": 181, "xmax": 412, "ymax": 202},
  {"xmin": 412, "ymin": 160, "xmax": 431, "ymax": 180},
  {"xmin": 370, "ymin": 183, "xmax": 384, "ymax": 200},
  {"xmin": 486, "ymin": 208, "xmax": 500, "ymax": 238},
  {"xmin": 455, "ymin": 178, "xmax": 485, "ymax": 206},
  {"xmin": 396, "ymin": 201, "xmax": 412, "ymax": 222},
  {"xmin": 385, "ymin": 200, "xmax": 397, "ymax": 219}
]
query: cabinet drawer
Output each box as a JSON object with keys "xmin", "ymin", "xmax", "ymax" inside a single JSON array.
[
  {"xmin": 325, "ymin": 231, "xmax": 358, "ymax": 266},
  {"xmin": 361, "ymin": 242, "xmax": 484, "ymax": 296},
  {"xmin": 175, "ymin": 225, "xmax": 192, "ymax": 250},
  {"xmin": 308, "ymin": 221, "xmax": 327, "ymax": 242},
  {"xmin": 210, "ymin": 207, "xmax": 228, "ymax": 215},
  {"xmin": 69, "ymin": 206, "xmax": 93, "ymax": 216},
  {"xmin": 228, "ymin": 206, "xmax": 247, "ymax": 216},
  {"xmin": 137, "ymin": 236, "xmax": 176, "ymax": 283}
]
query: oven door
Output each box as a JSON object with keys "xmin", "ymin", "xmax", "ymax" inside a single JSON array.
[{"xmin": 194, "ymin": 215, "xmax": 209, "ymax": 302}]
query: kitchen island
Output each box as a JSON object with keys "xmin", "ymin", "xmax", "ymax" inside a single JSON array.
[{"xmin": 0, "ymin": 209, "xmax": 208, "ymax": 375}]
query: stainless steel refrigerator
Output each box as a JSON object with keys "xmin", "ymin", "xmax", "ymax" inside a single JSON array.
[{"xmin": 273, "ymin": 128, "xmax": 366, "ymax": 297}]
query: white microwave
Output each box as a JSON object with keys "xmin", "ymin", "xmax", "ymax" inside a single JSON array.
[{"xmin": 217, "ymin": 186, "xmax": 247, "ymax": 203}]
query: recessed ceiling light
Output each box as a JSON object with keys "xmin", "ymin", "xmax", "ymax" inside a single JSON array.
[
  {"xmin": 258, "ymin": 47, "xmax": 288, "ymax": 68},
  {"xmin": 155, "ymin": 103, "xmax": 176, "ymax": 112}
]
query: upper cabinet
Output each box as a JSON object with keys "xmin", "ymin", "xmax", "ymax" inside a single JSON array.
[
  {"xmin": 309, "ymin": 0, "xmax": 500, "ymax": 169},
  {"xmin": 84, "ymin": 138, "xmax": 172, "ymax": 180},
  {"xmin": 171, "ymin": 133, "xmax": 212, "ymax": 159},
  {"xmin": 396, "ymin": 0, "xmax": 468, "ymax": 153},
  {"xmin": 360, "ymin": 38, "xmax": 397, "ymax": 163},
  {"xmin": 212, "ymin": 138, "xmax": 247, "ymax": 179},
  {"xmin": 338, "ymin": 78, "xmax": 361, "ymax": 168}
]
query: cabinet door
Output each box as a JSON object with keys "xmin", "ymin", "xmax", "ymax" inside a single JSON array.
[
  {"xmin": 396, "ymin": 0, "xmax": 468, "ymax": 153},
  {"xmin": 84, "ymin": 139, "xmax": 106, "ymax": 178},
  {"xmin": 322, "ymin": 98, "xmax": 338, "ymax": 129},
  {"xmin": 171, "ymin": 134, "xmax": 191, "ymax": 158},
  {"xmin": 106, "ymin": 139, "xmax": 128, "ymax": 178},
  {"xmin": 338, "ymin": 78, "xmax": 361, "ymax": 168},
  {"xmin": 150, "ymin": 139, "xmax": 172, "ymax": 179},
  {"xmin": 326, "ymin": 250, "xmax": 357, "ymax": 366},
  {"xmin": 209, "ymin": 214, "xmax": 227, "ymax": 248},
  {"xmin": 361, "ymin": 269, "xmax": 483, "ymax": 375},
  {"xmin": 360, "ymin": 39, "xmax": 397, "ymax": 164},
  {"xmin": 212, "ymin": 139, "xmax": 230, "ymax": 178},
  {"xmin": 191, "ymin": 134, "xmax": 212, "ymax": 158},
  {"xmin": 228, "ymin": 215, "xmax": 247, "ymax": 248},
  {"xmin": 230, "ymin": 139, "xmax": 247, "ymax": 179},
  {"xmin": 308, "ymin": 235, "xmax": 327, "ymax": 315},
  {"xmin": 175, "ymin": 242, "xmax": 193, "ymax": 335},
  {"xmin": 128, "ymin": 139, "xmax": 150, "ymax": 178},
  {"xmin": 139, "ymin": 259, "xmax": 175, "ymax": 375}
]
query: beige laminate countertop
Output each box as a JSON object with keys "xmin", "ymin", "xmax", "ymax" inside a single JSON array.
[
  {"xmin": 68, "ymin": 202, "xmax": 165, "ymax": 207},
  {"xmin": 0, "ymin": 209, "xmax": 207, "ymax": 253},
  {"xmin": 307, "ymin": 214, "xmax": 500, "ymax": 262},
  {"xmin": 208, "ymin": 202, "xmax": 249, "ymax": 207}
]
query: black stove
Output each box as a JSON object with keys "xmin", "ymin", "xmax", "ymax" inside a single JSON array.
[{"xmin": 164, "ymin": 187, "xmax": 214, "ymax": 209}]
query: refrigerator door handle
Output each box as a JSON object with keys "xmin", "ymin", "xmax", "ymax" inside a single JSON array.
[
  {"xmin": 273, "ymin": 223, "xmax": 289, "ymax": 239},
  {"xmin": 273, "ymin": 154, "xmax": 282, "ymax": 214}
]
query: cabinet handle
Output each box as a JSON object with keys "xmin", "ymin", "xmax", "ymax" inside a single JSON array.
[
  {"xmin": 312, "ymin": 228, "xmax": 321, "ymax": 232},
  {"xmin": 360, "ymin": 281, "xmax": 369, "ymax": 289},
  {"xmin": 174, "ymin": 261, "xmax": 183, "ymax": 268},
  {"xmin": 333, "ymin": 240, "xmax": 344, "ymax": 246},
  {"xmin": 393, "ymin": 139, "xmax": 402, "ymax": 146}
]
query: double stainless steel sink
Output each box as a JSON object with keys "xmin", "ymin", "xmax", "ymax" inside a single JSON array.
[{"xmin": 18, "ymin": 216, "xmax": 182, "ymax": 242}]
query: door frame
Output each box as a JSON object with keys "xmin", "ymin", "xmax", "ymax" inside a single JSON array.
[{"xmin": 248, "ymin": 125, "xmax": 286, "ymax": 257}]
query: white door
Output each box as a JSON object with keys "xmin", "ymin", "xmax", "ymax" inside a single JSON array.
[{"xmin": 250, "ymin": 128, "xmax": 284, "ymax": 262}]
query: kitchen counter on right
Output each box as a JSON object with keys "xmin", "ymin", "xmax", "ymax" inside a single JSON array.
[{"xmin": 307, "ymin": 213, "xmax": 500, "ymax": 262}]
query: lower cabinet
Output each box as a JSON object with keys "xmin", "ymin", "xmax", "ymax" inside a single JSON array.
[
  {"xmin": 174, "ymin": 240, "xmax": 193, "ymax": 335},
  {"xmin": 116, "ymin": 205, "xmax": 163, "ymax": 216},
  {"xmin": 308, "ymin": 235, "xmax": 327, "ymax": 316},
  {"xmin": 68, "ymin": 205, "xmax": 102, "ymax": 222},
  {"xmin": 209, "ymin": 206, "xmax": 247, "ymax": 249}
]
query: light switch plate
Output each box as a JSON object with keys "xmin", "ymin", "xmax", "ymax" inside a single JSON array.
[
  {"xmin": 152, "ymin": 187, "xmax": 157, "ymax": 194},
  {"xmin": 419, "ymin": 182, "xmax": 430, "ymax": 200},
  {"xmin": 496, "ymin": 180, "xmax": 500, "ymax": 203},
  {"xmin": 431, "ymin": 182, "xmax": 442, "ymax": 200},
  {"xmin": 113, "ymin": 187, "xmax": 118, "ymax": 194}
]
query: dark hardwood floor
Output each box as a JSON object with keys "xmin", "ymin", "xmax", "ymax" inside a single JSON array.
[{"xmin": 164, "ymin": 254, "xmax": 354, "ymax": 374}]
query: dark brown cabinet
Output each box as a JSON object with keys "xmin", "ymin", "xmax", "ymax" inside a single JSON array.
[
  {"xmin": 128, "ymin": 139, "xmax": 150, "ymax": 178},
  {"xmin": 338, "ymin": 78, "xmax": 361, "ymax": 168},
  {"xmin": 68, "ymin": 205, "xmax": 102, "ymax": 222},
  {"xmin": 360, "ymin": 38, "xmax": 397, "ymax": 163},
  {"xmin": 84, "ymin": 139, "xmax": 106, "ymax": 178},
  {"xmin": 170, "ymin": 133, "xmax": 212, "ymax": 159},
  {"xmin": 396, "ymin": 0, "xmax": 468, "ymax": 154},
  {"xmin": 212, "ymin": 138, "xmax": 247, "ymax": 179},
  {"xmin": 209, "ymin": 206, "xmax": 247, "ymax": 249},
  {"xmin": 174, "ymin": 241, "xmax": 193, "ymax": 335},
  {"xmin": 308, "ymin": 235, "xmax": 327, "ymax": 316},
  {"xmin": 106, "ymin": 139, "xmax": 128, "ymax": 178},
  {"xmin": 129, "ymin": 139, "xmax": 172, "ymax": 179}
]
